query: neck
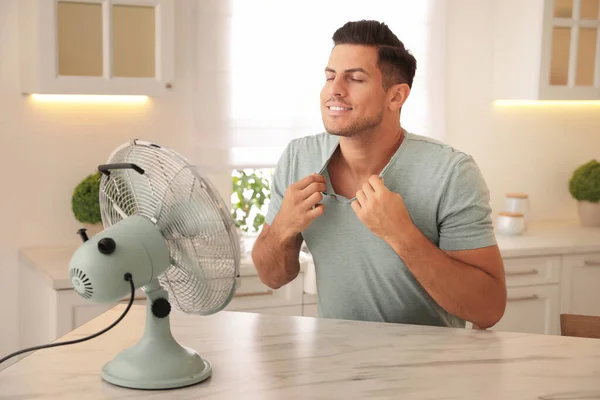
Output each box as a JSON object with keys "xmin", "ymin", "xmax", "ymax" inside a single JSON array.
[{"xmin": 336, "ymin": 124, "xmax": 404, "ymax": 179}]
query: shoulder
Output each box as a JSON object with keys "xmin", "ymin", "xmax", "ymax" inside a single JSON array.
[
  {"xmin": 405, "ymin": 132, "xmax": 469, "ymax": 159},
  {"xmin": 403, "ymin": 131, "xmax": 475, "ymax": 171}
]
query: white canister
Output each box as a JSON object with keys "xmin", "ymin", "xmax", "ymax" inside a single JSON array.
[
  {"xmin": 496, "ymin": 212, "xmax": 526, "ymax": 236},
  {"xmin": 505, "ymin": 193, "xmax": 530, "ymax": 225}
]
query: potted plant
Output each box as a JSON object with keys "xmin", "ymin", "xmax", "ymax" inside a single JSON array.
[
  {"xmin": 569, "ymin": 159, "xmax": 600, "ymax": 227},
  {"xmin": 72, "ymin": 172, "xmax": 103, "ymax": 236},
  {"xmin": 231, "ymin": 168, "xmax": 272, "ymax": 253}
]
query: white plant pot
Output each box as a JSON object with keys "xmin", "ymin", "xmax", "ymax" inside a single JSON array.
[{"xmin": 577, "ymin": 201, "xmax": 600, "ymax": 227}]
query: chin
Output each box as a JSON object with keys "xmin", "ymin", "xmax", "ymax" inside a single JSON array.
[
  {"xmin": 323, "ymin": 124, "xmax": 348, "ymax": 137},
  {"xmin": 322, "ymin": 119, "xmax": 350, "ymax": 137},
  {"xmin": 325, "ymin": 128, "xmax": 356, "ymax": 137}
]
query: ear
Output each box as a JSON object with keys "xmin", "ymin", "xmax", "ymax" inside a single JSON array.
[{"xmin": 388, "ymin": 83, "xmax": 410, "ymax": 112}]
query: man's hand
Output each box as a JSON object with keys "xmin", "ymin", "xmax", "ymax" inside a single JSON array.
[
  {"xmin": 271, "ymin": 173, "xmax": 327, "ymax": 240},
  {"xmin": 351, "ymin": 175, "xmax": 414, "ymax": 241}
]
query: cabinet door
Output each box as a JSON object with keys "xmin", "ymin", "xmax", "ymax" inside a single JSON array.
[
  {"xmin": 19, "ymin": 0, "xmax": 174, "ymax": 95},
  {"xmin": 562, "ymin": 252, "xmax": 600, "ymax": 316},
  {"xmin": 540, "ymin": 0, "xmax": 600, "ymax": 99},
  {"xmin": 491, "ymin": 285, "xmax": 560, "ymax": 335},
  {"xmin": 303, "ymin": 304, "xmax": 318, "ymax": 317}
]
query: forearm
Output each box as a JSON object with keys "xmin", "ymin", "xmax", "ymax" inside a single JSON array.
[
  {"xmin": 252, "ymin": 227, "xmax": 302, "ymax": 290},
  {"xmin": 385, "ymin": 226, "xmax": 505, "ymax": 328}
]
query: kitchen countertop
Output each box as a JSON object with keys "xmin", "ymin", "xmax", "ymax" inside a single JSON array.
[
  {"xmin": 495, "ymin": 220, "xmax": 600, "ymax": 258},
  {"xmin": 1, "ymin": 304, "xmax": 600, "ymax": 399},
  {"xmin": 19, "ymin": 220, "xmax": 600, "ymax": 290}
]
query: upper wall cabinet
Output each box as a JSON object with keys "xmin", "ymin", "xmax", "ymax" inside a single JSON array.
[
  {"xmin": 493, "ymin": 0, "xmax": 600, "ymax": 100},
  {"xmin": 19, "ymin": 0, "xmax": 174, "ymax": 96}
]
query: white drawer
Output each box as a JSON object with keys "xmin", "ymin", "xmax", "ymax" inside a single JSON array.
[
  {"xmin": 503, "ymin": 255, "xmax": 561, "ymax": 288},
  {"xmin": 225, "ymin": 273, "xmax": 303, "ymax": 311},
  {"xmin": 562, "ymin": 252, "xmax": 600, "ymax": 268}
]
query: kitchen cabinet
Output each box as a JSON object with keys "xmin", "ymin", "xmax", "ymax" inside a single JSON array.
[
  {"xmin": 303, "ymin": 294, "xmax": 318, "ymax": 318},
  {"xmin": 489, "ymin": 255, "xmax": 562, "ymax": 335},
  {"xmin": 560, "ymin": 252, "xmax": 600, "ymax": 316},
  {"xmin": 492, "ymin": 284, "xmax": 561, "ymax": 335},
  {"xmin": 18, "ymin": 0, "xmax": 174, "ymax": 96},
  {"xmin": 493, "ymin": 0, "xmax": 600, "ymax": 100},
  {"xmin": 225, "ymin": 272, "xmax": 304, "ymax": 312}
]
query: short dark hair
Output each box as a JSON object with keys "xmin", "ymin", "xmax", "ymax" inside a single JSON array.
[{"xmin": 332, "ymin": 20, "xmax": 417, "ymax": 90}]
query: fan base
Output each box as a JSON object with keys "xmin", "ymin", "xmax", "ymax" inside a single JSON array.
[{"xmin": 101, "ymin": 348, "xmax": 212, "ymax": 390}]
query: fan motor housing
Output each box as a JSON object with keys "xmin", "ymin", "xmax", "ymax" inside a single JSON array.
[{"xmin": 68, "ymin": 215, "xmax": 170, "ymax": 303}]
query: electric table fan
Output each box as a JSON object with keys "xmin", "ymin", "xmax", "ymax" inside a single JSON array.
[{"xmin": 67, "ymin": 139, "xmax": 241, "ymax": 389}]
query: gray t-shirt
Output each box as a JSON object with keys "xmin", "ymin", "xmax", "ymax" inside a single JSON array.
[{"xmin": 265, "ymin": 130, "xmax": 497, "ymax": 328}]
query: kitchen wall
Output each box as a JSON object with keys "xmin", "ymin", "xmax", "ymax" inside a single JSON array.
[
  {"xmin": 445, "ymin": 0, "xmax": 600, "ymax": 223},
  {"xmin": 0, "ymin": 0, "xmax": 232, "ymax": 361}
]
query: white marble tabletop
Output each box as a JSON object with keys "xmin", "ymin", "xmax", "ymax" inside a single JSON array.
[{"xmin": 1, "ymin": 305, "xmax": 600, "ymax": 399}]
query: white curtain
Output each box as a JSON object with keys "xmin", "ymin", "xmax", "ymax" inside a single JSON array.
[{"xmin": 226, "ymin": 0, "xmax": 447, "ymax": 168}]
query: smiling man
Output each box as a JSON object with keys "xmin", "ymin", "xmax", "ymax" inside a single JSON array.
[{"xmin": 252, "ymin": 20, "xmax": 507, "ymax": 329}]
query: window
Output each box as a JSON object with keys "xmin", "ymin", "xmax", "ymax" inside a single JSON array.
[{"xmin": 228, "ymin": 0, "xmax": 447, "ymax": 167}]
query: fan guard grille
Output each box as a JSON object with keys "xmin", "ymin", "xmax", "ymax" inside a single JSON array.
[{"xmin": 99, "ymin": 140, "xmax": 240, "ymax": 315}]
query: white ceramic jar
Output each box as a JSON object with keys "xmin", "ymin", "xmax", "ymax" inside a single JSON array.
[
  {"xmin": 505, "ymin": 193, "xmax": 530, "ymax": 226},
  {"xmin": 496, "ymin": 211, "xmax": 526, "ymax": 236}
]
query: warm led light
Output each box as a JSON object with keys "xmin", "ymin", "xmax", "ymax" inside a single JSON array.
[
  {"xmin": 30, "ymin": 94, "xmax": 149, "ymax": 104},
  {"xmin": 494, "ymin": 99, "xmax": 600, "ymax": 106}
]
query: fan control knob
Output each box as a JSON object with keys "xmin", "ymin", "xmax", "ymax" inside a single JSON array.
[
  {"xmin": 152, "ymin": 298, "xmax": 171, "ymax": 318},
  {"xmin": 97, "ymin": 238, "xmax": 116, "ymax": 255}
]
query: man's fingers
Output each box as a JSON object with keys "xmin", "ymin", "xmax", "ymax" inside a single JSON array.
[
  {"xmin": 303, "ymin": 191, "xmax": 323, "ymax": 209},
  {"xmin": 292, "ymin": 173, "xmax": 326, "ymax": 191},
  {"xmin": 368, "ymin": 175, "xmax": 385, "ymax": 191},
  {"xmin": 307, "ymin": 203, "xmax": 325, "ymax": 219},
  {"xmin": 300, "ymin": 181, "xmax": 327, "ymax": 199},
  {"xmin": 361, "ymin": 182, "xmax": 375, "ymax": 200},
  {"xmin": 350, "ymin": 199, "xmax": 360, "ymax": 214},
  {"xmin": 355, "ymin": 189, "xmax": 367, "ymax": 207}
]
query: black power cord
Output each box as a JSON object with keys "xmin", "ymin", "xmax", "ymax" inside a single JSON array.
[{"xmin": 0, "ymin": 273, "xmax": 135, "ymax": 367}]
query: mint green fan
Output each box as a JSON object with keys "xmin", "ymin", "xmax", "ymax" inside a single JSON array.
[{"xmin": 68, "ymin": 139, "xmax": 240, "ymax": 390}]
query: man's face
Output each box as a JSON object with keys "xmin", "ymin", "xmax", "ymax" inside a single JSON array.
[{"xmin": 320, "ymin": 44, "xmax": 387, "ymax": 137}]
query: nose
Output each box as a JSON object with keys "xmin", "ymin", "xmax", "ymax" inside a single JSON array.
[{"xmin": 329, "ymin": 77, "xmax": 346, "ymax": 98}]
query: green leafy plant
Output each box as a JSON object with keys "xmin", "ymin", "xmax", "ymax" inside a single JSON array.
[
  {"xmin": 231, "ymin": 168, "xmax": 272, "ymax": 233},
  {"xmin": 72, "ymin": 172, "xmax": 102, "ymax": 224},
  {"xmin": 569, "ymin": 160, "xmax": 600, "ymax": 203}
]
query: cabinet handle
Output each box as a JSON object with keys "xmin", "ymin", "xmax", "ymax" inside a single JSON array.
[
  {"xmin": 506, "ymin": 269, "xmax": 538, "ymax": 277},
  {"xmin": 507, "ymin": 294, "xmax": 539, "ymax": 302},
  {"xmin": 584, "ymin": 260, "xmax": 600, "ymax": 267},
  {"xmin": 234, "ymin": 290, "xmax": 274, "ymax": 298}
]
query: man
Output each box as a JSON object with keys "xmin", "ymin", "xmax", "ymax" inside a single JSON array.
[{"xmin": 251, "ymin": 20, "xmax": 506, "ymax": 329}]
